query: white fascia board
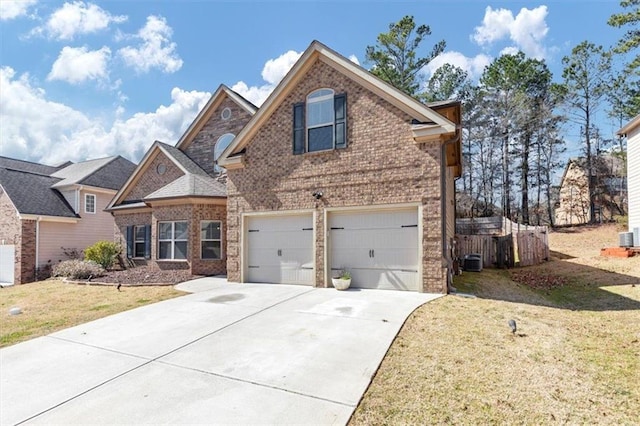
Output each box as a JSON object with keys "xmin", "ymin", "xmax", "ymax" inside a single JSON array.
[
  {"xmin": 617, "ymin": 114, "xmax": 640, "ymax": 136},
  {"xmin": 412, "ymin": 124, "xmax": 450, "ymax": 142},
  {"xmin": 19, "ymin": 214, "xmax": 79, "ymax": 223}
]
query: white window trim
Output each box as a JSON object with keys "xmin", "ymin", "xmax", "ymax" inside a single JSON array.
[
  {"xmin": 158, "ymin": 221, "xmax": 188, "ymax": 260},
  {"xmin": 306, "ymin": 88, "xmax": 335, "ymax": 152},
  {"xmin": 200, "ymin": 220, "xmax": 223, "ymax": 260},
  {"xmin": 84, "ymin": 193, "xmax": 96, "ymax": 214}
]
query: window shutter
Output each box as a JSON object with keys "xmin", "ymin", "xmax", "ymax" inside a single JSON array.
[
  {"xmin": 334, "ymin": 93, "xmax": 347, "ymax": 149},
  {"xmin": 126, "ymin": 226, "xmax": 133, "ymax": 259},
  {"xmin": 144, "ymin": 224, "xmax": 151, "ymax": 259},
  {"xmin": 293, "ymin": 102, "xmax": 305, "ymax": 154}
]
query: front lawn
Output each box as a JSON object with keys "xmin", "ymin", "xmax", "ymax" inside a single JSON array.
[
  {"xmin": 0, "ymin": 280, "xmax": 183, "ymax": 347},
  {"xmin": 351, "ymin": 225, "xmax": 640, "ymax": 424}
]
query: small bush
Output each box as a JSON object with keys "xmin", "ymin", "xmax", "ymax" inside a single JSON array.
[
  {"xmin": 61, "ymin": 246, "xmax": 83, "ymax": 260},
  {"xmin": 53, "ymin": 259, "xmax": 105, "ymax": 279},
  {"xmin": 84, "ymin": 241, "xmax": 122, "ymax": 269}
]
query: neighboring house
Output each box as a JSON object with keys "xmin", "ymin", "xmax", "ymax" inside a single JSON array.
[
  {"xmin": 0, "ymin": 156, "xmax": 136, "ymax": 285},
  {"xmin": 617, "ymin": 114, "xmax": 640, "ymax": 244},
  {"xmin": 219, "ymin": 41, "xmax": 461, "ymax": 293},
  {"xmin": 554, "ymin": 154, "xmax": 627, "ymax": 226},
  {"xmin": 106, "ymin": 85, "xmax": 257, "ymax": 276}
]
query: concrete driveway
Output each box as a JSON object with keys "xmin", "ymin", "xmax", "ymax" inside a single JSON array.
[{"xmin": 1, "ymin": 278, "xmax": 441, "ymax": 425}]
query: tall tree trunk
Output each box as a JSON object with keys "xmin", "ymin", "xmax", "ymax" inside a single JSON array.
[
  {"xmin": 521, "ymin": 131, "xmax": 531, "ymax": 224},
  {"xmin": 503, "ymin": 130, "xmax": 511, "ymax": 219}
]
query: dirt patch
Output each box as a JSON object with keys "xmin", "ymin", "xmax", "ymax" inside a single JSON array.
[{"xmin": 510, "ymin": 270, "xmax": 568, "ymax": 291}]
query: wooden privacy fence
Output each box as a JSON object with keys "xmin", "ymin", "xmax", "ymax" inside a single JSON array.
[{"xmin": 456, "ymin": 217, "xmax": 549, "ymax": 268}]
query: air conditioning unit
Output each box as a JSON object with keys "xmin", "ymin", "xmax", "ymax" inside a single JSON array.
[
  {"xmin": 634, "ymin": 228, "xmax": 639, "ymax": 248},
  {"xmin": 464, "ymin": 253, "xmax": 483, "ymax": 272},
  {"xmin": 619, "ymin": 232, "xmax": 634, "ymax": 248}
]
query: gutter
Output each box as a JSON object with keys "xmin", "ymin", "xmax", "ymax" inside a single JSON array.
[
  {"xmin": 35, "ymin": 216, "xmax": 40, "ymax": 279},
  {"xmin": 440, "ymin": 128, "xmax": 462, "ymax": 292}
]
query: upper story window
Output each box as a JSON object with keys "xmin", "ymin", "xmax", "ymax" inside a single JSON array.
[
  {"xmin": 293, "ymin": 89, "xmax": 347, "ymax": 154},
  {"xmin": 214, "ymin": 133, "xmax": 235, "ymax": 173},
  {"xmin": 85, "ymin": 194, "xmax": 96, "ymax": 214}
]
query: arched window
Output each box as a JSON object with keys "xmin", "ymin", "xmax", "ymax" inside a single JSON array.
[
  {"xmin": 293, "ymin": 88, "xmax": 347, "ymax": 155},
  {"xmin": 214, "ymin": 133, "xmax": 235, "ymax": 172},
  {"xmin": 306, "ymin": 88, "xmax": 335, "ymax": 152}
]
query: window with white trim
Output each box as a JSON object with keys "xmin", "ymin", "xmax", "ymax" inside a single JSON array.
[
  {"xmin": 293, "ymin": 89, "xmax": 347, "ymax": 154},
  {"xmin": 85, "ymin": 194, "xmax": 96, "ymax": 214},
  {"xmin": 158, "ymin": 221, "xmax": 188, "ymax": 260},
  {"xmin": 214, "ymin": 133, "xmax": 235, "ymax": 173},
  {"xmin": 201, "ymin": 220, "xmax": 222, "ymax": 260}
]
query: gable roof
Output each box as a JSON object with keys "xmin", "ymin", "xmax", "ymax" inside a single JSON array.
[
  {"xmin": 0, "ymin": 168, "xmax": 77, "ymax": 218},
  {"xmin": 218, "ymin": 40, "xmax": 457, "ymax": 168},
  {"xmin": 175, "ymin": 84, "xmax": 258, "ymax": 151},
  {"xmin": 559, "ymin": 154, "xmax": 626, "ymax": 187},
  {"xmin": 106, "ymin": 141, "xmax": 222, "ymax": 210},
  {"xmin": 0, "ymin": 156, "xmax": 67, "ymax": 176},
  {"xmin": 51, "ymin": 156, "xmax": 135, "ymax": 189}
]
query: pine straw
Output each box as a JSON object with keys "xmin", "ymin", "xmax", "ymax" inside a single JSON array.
[{"xmin": 351, "ymin": 224, "xmax": 640, "ymax": 425}]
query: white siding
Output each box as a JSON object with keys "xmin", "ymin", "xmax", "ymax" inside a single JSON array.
[
  {"xmin": 38, "ymin": 189, "xmax": 117, "ymax": 267},
  {"xmin": 628, "ymin": 126, "xmax": 640, "ymax": 241}
]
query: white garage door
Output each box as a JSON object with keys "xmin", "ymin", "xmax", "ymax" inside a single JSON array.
[
  {"xmin": 0, "ymin": 245, "xmax": 15, "ymax": 286},
  {"xmin": 329, "ymin": 209, "xmax": 419, "ymax": 291},
  {"xmin": 246, "ymin": 215, "xmax": 314, "ymax": 285}
]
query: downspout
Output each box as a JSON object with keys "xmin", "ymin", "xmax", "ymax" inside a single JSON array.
[
  {"xmin": 440, "ymin": 128, "xmax": 461, "ymax": 293},
  {"xmin": 35, "ymin": 216, "xmax": 41, "ymax": 280}
]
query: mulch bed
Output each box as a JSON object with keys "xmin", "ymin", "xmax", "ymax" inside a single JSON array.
[{"xmin": 65, "ymin": 266, "xmax": 204, "ymax": 286}]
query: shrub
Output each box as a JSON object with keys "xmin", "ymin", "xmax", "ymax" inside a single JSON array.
[
  {"xmin": 84, "ymin": 241, "xmax": 122, "ymax": 269},
  {"xmin": 52, "ymin": 259, "xmax": 105, "ymax": 279}
]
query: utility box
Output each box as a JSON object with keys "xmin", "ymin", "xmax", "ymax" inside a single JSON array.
[
  {"xmin": 464, "ymin": 253, "xmax": 483, "ymax": 272},
  {"xmin": 619, "ymin": 232, "xmax": 634, "ymax": 248}
]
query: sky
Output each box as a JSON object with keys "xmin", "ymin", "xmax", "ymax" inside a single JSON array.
[{"xmin": 0, "ymin": 0, "xmax": 627, "ymax": 166}]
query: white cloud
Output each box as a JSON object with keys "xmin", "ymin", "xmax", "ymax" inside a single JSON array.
[
  {"xmin": 472, "ymin": 6, "xmax": 549, "ymax": 59},
  {"xmin": 32, "ymin": 1, "xmax": 126, "ymax": 40},
  {"xmin": 0, "ymin": 66, "xmax": 209, "ymax": 164},
  {"xmin": 118, "ymin": 15, "xmax": 183, "ymax": 74},
  {"xmin": 47, "ymin": 46, "xmax": 111, "ymax": 84},
  {"xmin": 425, "ymin": 51, "xmax": 492, "ymax": 80},
  {"xmin": 0, "ymin": 0, "xmax": 37, "ymax": 21},
  {"xmin": 348, "ymin": 55, "xmax": 360, "ymax": 65},
  {"xmin": 232, "ymin": 49, "xmax": 302, "ymax": 106},
  {"xmin": 261, "ymin": 50, "xmax": 302, "ymax": 85}
]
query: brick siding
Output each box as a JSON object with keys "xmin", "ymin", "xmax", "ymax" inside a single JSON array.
[
  {"xmin": 182, "ymin": 97, "xmax": 254, "ymax": 176},
  {"xmin": 124, "ymin": 152, "xmax": 184, "ymax": 202},
  {"xmin": 0, "ymin": 193, "xmax": 23, "ymax": 284},
  {"xmin": 226, "ymin": 59, "xmax": 448, "ymax": 292},
  {"xmin": 113, "ymin": 203, "xmax": 226, "ymax": 276}
]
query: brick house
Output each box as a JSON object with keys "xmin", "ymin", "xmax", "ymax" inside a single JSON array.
[
  {"xmin": 219, "ymin": 41, "xmax": 461, "ymax": 293},
  {"xmin": 0, "ymin": 156, "xmax": 136, "ymax": 285},
  {"xmin": 107, "ymin": 41, "xmax": 461, "ymax": 293},
  {"xmin": 106, "ymin": 85, "xmax": 257, "ymax": 276}
]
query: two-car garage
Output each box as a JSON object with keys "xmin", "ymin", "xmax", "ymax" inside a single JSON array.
[{"xmin": 244, "ymin": 207, "xmax": 420, "ymax": 291}]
